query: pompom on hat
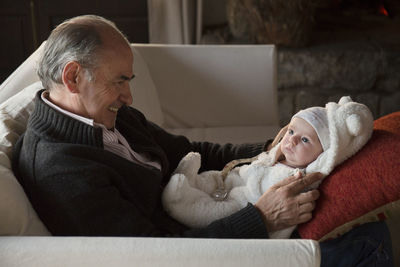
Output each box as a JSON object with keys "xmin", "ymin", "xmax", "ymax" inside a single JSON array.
[{"xmin": 294, "ymin": 107, "xmax": 330, "ymax": 151}]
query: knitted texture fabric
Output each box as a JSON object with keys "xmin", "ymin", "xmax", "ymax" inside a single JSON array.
[
  {"xmin": 294, "ymin": 106, "xmax": 329, "ymax": 151},
  {"xmin": 12, "ymin": 90, "xmax": 269, "ymax": 238},
  {"xmin": 304, "ymin": 96, "xmax": 374, "ymax": 192}
]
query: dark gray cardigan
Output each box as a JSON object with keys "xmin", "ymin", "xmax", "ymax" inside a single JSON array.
[{"xmin": 13, "ymin": 90, "xmax": 269, "ymax": 238}]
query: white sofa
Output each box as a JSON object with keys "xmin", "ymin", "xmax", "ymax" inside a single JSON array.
[{"xmin": 0, "ymin": 43, "xmax": 321, "ymax": 267}]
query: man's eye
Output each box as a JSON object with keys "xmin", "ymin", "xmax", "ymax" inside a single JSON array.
[{"xmin": 301, "ymin": 137, "xmax": 309, "ymax": 143}]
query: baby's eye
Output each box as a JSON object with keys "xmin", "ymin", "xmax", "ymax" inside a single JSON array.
[
  {"xmin": 288, "ymin": 129, "xmax": 294, "ymax": 135},
  {"xmin": 301, "ymin": 137, "xmax": 309, "ymax": 143}
]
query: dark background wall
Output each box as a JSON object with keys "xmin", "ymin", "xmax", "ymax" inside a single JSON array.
[{"xmin": 0, "ymin": 0, "xmax": 149, "ymax": 83}]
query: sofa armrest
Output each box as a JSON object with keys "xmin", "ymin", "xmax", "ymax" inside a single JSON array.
[{"xmin": 0, "ymin": 237, "xmax": 320, "ymax": 267}]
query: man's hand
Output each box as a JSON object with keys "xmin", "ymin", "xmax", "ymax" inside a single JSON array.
[{"xmin": 254, "ymin": 172, "xmax": 323, "ymax": 232}]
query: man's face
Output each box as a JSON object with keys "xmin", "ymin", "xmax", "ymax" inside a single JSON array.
[
  {"xmin": 77, "ymin": 44, "xmax": 134, "ymax": 129},
  {"xmin": 280, "ymin": 117, "xmax": 323, "ymax": 168}
]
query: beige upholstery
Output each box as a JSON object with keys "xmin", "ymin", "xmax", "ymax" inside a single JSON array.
[
  {"xmin": 0, "ymin": 81, "xmax": 49, "ymax": 236},
  {"xmin": 0, "ymin": 43, "xmax": 320, "ymax": 267},
  {"xmin": 132, "ymin": 44, "xmax": 280, "ymax": 144},
  {"xmin": 0, "ymin": 237, "xmax": 320, "ymax": 267}
]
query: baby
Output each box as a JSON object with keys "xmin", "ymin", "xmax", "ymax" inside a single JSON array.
[{"xmin": 162, "ymin": 97, "xmax": 374, "ymax": 238}]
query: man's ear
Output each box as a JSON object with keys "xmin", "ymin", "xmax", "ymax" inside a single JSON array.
[{"xmin": 62, "ymin": 61, "xmax": 81, "ymax": 93}]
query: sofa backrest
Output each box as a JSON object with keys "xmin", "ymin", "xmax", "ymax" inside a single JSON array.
[
  {"xmin": 0, "ymin": 43, "xmax": 44, "ymax": 104},
  {"xmin": 0, "ymin": 43, "xmax": 280, "ymax": 144},
  {"xmin": 132, "ymin": 44, "xmax": 278, "ymax": 128},
  {"xmin": 132, "ymin": 44, "xmax": 280, "ymax": 144}
]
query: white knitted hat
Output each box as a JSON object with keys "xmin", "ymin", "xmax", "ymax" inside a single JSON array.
[
  {"xmin": 305, "ymin": 96, "xmax": 374, "ymax": 181},
  {"xmin": 294, "ymin": 107, "xmax": 329, "ymax": 151},
  {"xmin": 268, "ymin": 96, "xmax": 374, "ymax": 189}
]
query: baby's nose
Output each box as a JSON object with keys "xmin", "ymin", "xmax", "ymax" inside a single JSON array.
[{"xmin": 289, "ymin": 135, "xmax": 299, "ymax": 145}]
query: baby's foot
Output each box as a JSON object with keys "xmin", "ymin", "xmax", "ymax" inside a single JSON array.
[{"xmin": 175, "ymin": 152, "xmax": 201, "ymax": 176}]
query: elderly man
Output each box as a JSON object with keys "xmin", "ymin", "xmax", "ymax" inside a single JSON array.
[{"xmin": 12, "ymin": 15, "xmax": 321, "ymax": 237}]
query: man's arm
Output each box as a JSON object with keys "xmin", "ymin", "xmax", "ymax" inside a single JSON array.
[
  {"xmin": 190, "ymin": 125, "xmax": 288, "ymax": 172},
  {"xmin": 191, "ymin": 141, "xmax": 267, "ymax": 172},
  {"xmin": 142, "ymin": 116, "xmax": 269, "ymax": 173},
  {"xmin": 29, "ymin": 156, "xmax": 267, "ymax": 238},
  {"xmin": 182, "ymin": 204, "xmax": 269, "ymax": 238}
]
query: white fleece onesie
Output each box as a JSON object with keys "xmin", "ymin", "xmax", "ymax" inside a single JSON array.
[{"xmin": 162, "ymin": 96, "xmax": 374, "ymax": 238}]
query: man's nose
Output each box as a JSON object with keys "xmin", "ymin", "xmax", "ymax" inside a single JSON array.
[{"xmin": 121, "ymin": 83, "xmax": 133, "ymax": 106}]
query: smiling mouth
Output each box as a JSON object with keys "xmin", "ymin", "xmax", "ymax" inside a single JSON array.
[{"xmin": 108, "ymin": 106, "xmax": 119, "ymax": 113}]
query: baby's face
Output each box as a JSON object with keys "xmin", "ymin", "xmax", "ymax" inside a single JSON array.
[{"xmin": 280, "ymin": 117, "xmax": 323, "ymax": 168}]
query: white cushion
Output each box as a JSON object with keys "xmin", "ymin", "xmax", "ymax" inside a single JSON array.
[
  {"xmin": 0, "ymin": 153, "xmax": 50, "ymax": 236},
  {"xmin": 0, "ymin": 44, "xmax": 44, "ymax": 104},
  {"xmin": 0, "ymin": 81, "xmax": 50, "ymax": 235},
  {"xmin": 0, "ymin": 236, "xmax": 321, "ymax": 267},
  {"xmin": 0, "ymin": 82, "xmax": 42, "ymax": 157}
]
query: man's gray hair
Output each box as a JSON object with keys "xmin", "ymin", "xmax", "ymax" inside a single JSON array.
[{"xmin": 37, "ymin": 15, "xmax": 128, "ymax": 89}]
